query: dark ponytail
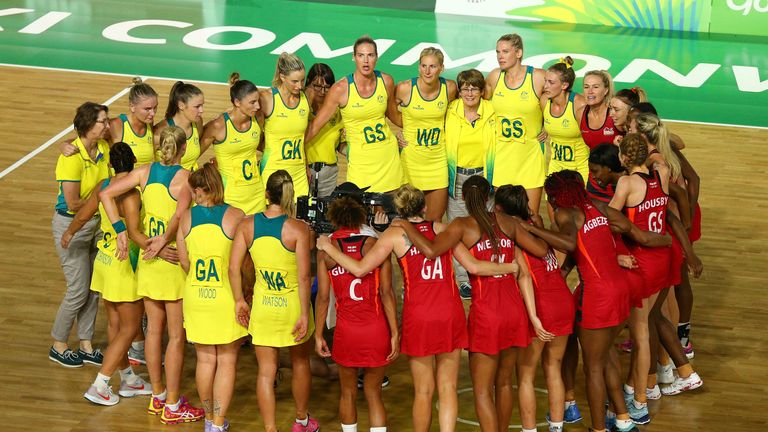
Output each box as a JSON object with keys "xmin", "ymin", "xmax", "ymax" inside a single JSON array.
[{"xmin": 462, "ymin": 175, "xmax": 498, "ymax": 256}]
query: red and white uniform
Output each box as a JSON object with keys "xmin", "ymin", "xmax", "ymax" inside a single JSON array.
[
  {"xmin": 397, "ymin": 221, "xmax": 468, "ymax": 357},
  {"xmin": 327, "ymin": 233, "xmax": 391, "ymax": 368},
  {"xmin": 523, "ymin": 246, "xmax": 575, "ymax": 337},
  {"xmin": 580, "ymin": 105, "xmax": 617, "ymax": 149},
  {"xmin": 467, "ymin": 223, "xmax": 530, "ymax": 354},
  {"xmin": 573, "ymin": 204, "xmax": 630, "ymax": 329},
  {"xmin": 623, "ymin": 170, "xmax": 672, "ymax": 298}
]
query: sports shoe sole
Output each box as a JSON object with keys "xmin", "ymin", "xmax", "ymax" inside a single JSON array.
[
  {"xmin": 119, "ymin": 387, "xmax": 153, "ymax": 397},
  {"xmin": 81, "ymin": 359, "xmax": 103, "ymax": 366},
  {"xmin": 160, "ymin": 415, "xmax": 204, "ymax": 425},
  {"xmin": 630, "ymin": 414, "xmax": 651, "ymax": 425},
  {"xmin": 49, "ymin": 355, "xmax": 83, "ymax": 368},
  {"xmin": 662, "ymin": 378, "xmax": 703, "ymax": 396}
]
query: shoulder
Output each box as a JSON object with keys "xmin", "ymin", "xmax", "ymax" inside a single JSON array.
[
  {"xmin": 486, "ymin": 68, "xmax": 502, "ymax": 82},
  {"xmin": 205, "ymin": 114, "xmax": 226, "ymax": 130},
  {"xmin": 153, "ymin": 119, "xmax": 168, "ymax": 133},
  {"xmin": 573, "ymin": 92, "xmax": 587, "ymax": 105},
  {"xmin": 380, "ymin": 72, "xmax": 395, "ymax": 86}
]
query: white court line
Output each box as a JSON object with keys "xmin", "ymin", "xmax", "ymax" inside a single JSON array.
[{"xmin": 0, "ymin": 81, "xmax": 139, "ymax": 180}]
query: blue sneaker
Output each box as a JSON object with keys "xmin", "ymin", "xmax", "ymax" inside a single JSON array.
[
  {"xmin": 459, "ymin": 282, "xmax": 472, "ymax": 300},
  {"xmin": 49, "ymin": 346, "xmax": 83, "ymax": 368},
  {"xmin": 606, "ymin": 408, "xmax": 617, "ymax": 430},
  {"xmin": 628, "ymin": 401, "xmax": 651, "ymax": 425},
  {"xmin": 564, "ymin": 402, "xmax": 582, "ymax": 423}
]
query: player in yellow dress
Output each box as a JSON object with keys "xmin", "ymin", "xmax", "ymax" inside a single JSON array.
[
  {"xmin": 154, "ymin": 81, "xmax": 205, "ymax": 171},
  {"xmin": 394, "ymin": 47, "xmax": 457, "ymax": 220},
  {"xmin": 306, "ymin": 35, "xmax": 404, "ymax": 193},
  {"xmin": 230, "ymin": 170, "xmax": 319, "ymax": 432},
  {"xmin": 259, "ymin": 53, "xmax": 311, "ymax": 199},
  {"xmin": 305, "ymin": 63, "xmax": 344, "ymax": 198},
  {"xmin": 202, "ymin": 72, "xmax": 266, "ymax": 214},
  {"xmin": 540, "ymin": 57, "xmax": 589, "ymax": 182},
  {"xmin": 176, "ymin": 163, "xmax": 247, "ymax": 431},
  {"xmin": 101, "ymin": 126, "xmax": 204, "ymax": 424},
  {"xmin": 484, "ymin": 33, "xmax": 546, "ymax": 215}
]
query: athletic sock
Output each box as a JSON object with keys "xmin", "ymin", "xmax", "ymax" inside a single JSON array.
[
  {"xmin": 341, "ymin": 423, "xmax": 358, "ymax": 432},
  {"xmin": 370, "ymin": 428, "xmax": 386, "ymax": 432},
  {"xmin": 296, "ymin": 416, "xmax": 309, "ymax": 427},
  {"xmin": 617, "ymin": 412, "xmax": 630, "ymax": 421},
  {"xmin": 565, "ymin": 399, "xmax": 576, "ymax": 408},
  {"xmin": 633, "ymin": 398, "xmax": 647, "ymax": 409},
  {"xmin": 131, "ymin": 340, "xmax": 145, "ymax": 351},
  {"xmin": 93, "ymin": 372, "xmax": 111, "ymax": 391},
  {"xmin": 677, "ymin": 322, "xmax": 690, "ymax": 345},
  {"xmin": 153, "ymin": 389, "xmax": 167, "ymax": 400},
  {"xmin": 549, "ymin": 421, "xmax": 564, "ymax": 431},
  {"xmin": 119, "ymin": 366, "xmax": 139, "ymax": 384},
  {"xmin": 166, "ymin": 399, "xmax": 181, "ymax": 411},
  {"xmin": 522, "ymin": 428, "xmax": 537, "ymax": 432},
  {"xmin": 623, "ymin": 383, "xmax": 635, "ymax": 395},
  {"xmin": 677, "ymin": 363, "xmax": 694, "ymax": 378},
  {"xmin": 616, "ymin": 418, "xmax": 634, "ymax": 430}
]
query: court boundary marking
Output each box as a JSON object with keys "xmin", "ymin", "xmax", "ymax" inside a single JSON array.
[{"xmin": 0, "ymin": 61, "xmax": 764, "ymax": 180}]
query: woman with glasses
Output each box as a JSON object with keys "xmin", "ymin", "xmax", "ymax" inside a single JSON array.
[
  {"xmin": 305, "ymin": 63, "xmax": 344, "ymax": 198},
  {"xmin": 393, "ymin": 47, "xmax": 457, "ymax": 221}
]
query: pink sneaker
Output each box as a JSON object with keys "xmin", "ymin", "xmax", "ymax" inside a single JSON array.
[
  {"xmin": 291, "ymin": 416, "xmax": 319, "ymax": 432},
  {"xmin": 618, "ymin": 339, "xmax": 633, "ymax": 353},
  {"xmin": 160, "ymin": 395, "xmax": 205, "ymax": 424}
]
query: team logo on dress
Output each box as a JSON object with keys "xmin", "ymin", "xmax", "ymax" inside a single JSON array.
[
  {"xmin": 278, "ymin": 112, "xmax": 288, "ymax": 118},
  {"xmin": 437, "ymin": 101, "xmax": 445, "ymax": 109},
  {"xmin": 495, "ymin": 91, "xmax": 504, "ymax": 97},
  {"xmin": 562, "ymin": 119, "xmax": 570, "ymax": 128},
  {"xmin": 330, "ymin": 117, "xmax": 337, "ymax": 126},
  {"xmin": 520, "ymin": 91, "xmax": 529, "ymax": 100},
  {"xmin": 231, "ymin": 138, "xmax": 241, "ymax": 144},
  {"xmin": 413, "ymin": 104, "xmax": 424, "ymax": 111},
  {"xmin": 299, "ymin": 108, "xmax": 307, "ymax": 116},
  {"xmin": 377, "ymin": 95, "xmax": 385, "ymax": 103},
  {"xmin": 353, "ymin": 102, "xmax": 363, "ymax": 108},
  {"xmin": 604, "ymin": 127, "xmax": 615, "ymax": 135},
  {"xmin": 252, "ymin": 131, "xmax": 259, "ymax": 138}
]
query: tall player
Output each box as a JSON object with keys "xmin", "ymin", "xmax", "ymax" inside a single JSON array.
[
  {"xmin": 484, "ymin": 33, "xmax": 546, "ymax": 214},
  {"xmin": 154, "ymin": 82, "xmax": 205, "ymax": 170},
  {"xmin": 305, "ymin": 35, "xmax": 404, "ymax": 193},
  {"xmin": 580, "ymin": 71, "xmax": 616, "ymax": 149}
]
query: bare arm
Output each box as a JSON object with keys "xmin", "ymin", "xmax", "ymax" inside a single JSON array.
[
  {"xmin": 60, "ymin": 181, "xmax": 102, "ymax": 248},
  {"xmin": 201, "ymin": 116, "xmax": 225, "ymax": 156},
  {"xmin": 313, "ymin": 253, "xmax": 332, "ymax": 358},
  {"xmin": 305, "ymin": 80, "xmax": 345, "ymax": 143},
  {"xmin": 453, "ymin": 242, "xmax": 518, "ymax": 276},
  {"xmin": 675, "ymin": 148, "xmax": 699, "ymax": 220},
  {"xmin": 603, "ymin": 206, "xmax": 671, "ymax": 247},
  {"xmin": 391, "ymin": 218, "xmax": 463, "ymax": 259},
  {"xmin": 228, "ymin": 218, "xmax": 252, "ymax": 328},
  {"xmin": 516, "ymin": 246, "xmax": 554, "ymax": 342},
  {"xmin": 293, "ymin": 221, "xmax": 312, "ymax": 341},
  {"xmin": 176, "ymin": 210, "xmax": 191, "ymax": 273},
  {"xmin": 377, "ymin": 253, "xmax": 400, "ymax": 362},
  {"xmin": 483, "ymin": 68, "xmax": 501, "ymax": 100},
  {"xmin": 496, "ymin": 215, "xmax": 548, "ymax": 258},
  {"xmin": 669, "ymin": 182, "xmax": 692, "ymax": 230},
  {"xmin": 523, "ymin": 209, "xmax": 578, "ymax": 253},
  {"xmin": 385, "ymin": 74, "xmax": 403, "ymax": 128},
  {"xmin": 667, "ymin": 209, "xmax": 702, "ymax": 278},
  {"xmin": 316, "ymin": 230, "xmax": 396, "ymax": 277}
]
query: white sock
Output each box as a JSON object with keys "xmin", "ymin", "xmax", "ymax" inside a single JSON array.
[
  {"xmin": 296, "ymin": 416, "xmax": 309, "ymax": 426},
  {"xmin": 341, "ymin": 423, "xmax": 358, "ymax": 432},
  {"xmin": 522, "ymin": 428, "xmax": 537, "ymax": 432},
  {"xmin": 632, "ymin": 398, "xmax": 647, "ymax": 409},
  {"xmin": 549, "ymin": 421, "xmax": 564, "ymax": 428},
  {"xmin": 131, "ymin": 340, "xmax": 145, "ymax": 350},
  {"xmin": 119, "ymin": 366, "xmax": 139, "ymax": 384},
  {"xmin": 616, "ymin": 418, "xmax": 633, "ymax": 429},
  {"xmin": 166, "ymin": 399, "xmax": 181, "ymax": 411},
  {"xmin": 93, "ymin": 373, "xmax": 110, "ymax": 390},
  {"xmin": 153, "ymin": 389, "xmax": 167, "ymax": 400},
  {"xmin": 564, "ymin": 400, "xmax": 576, "ymax": 408},
  {"xmin": 623, "ymin": 383, "xmax": 635, "ymax": 395},
  {"xmin": 370, "ymin": 427, "xmax": 386, "ymax": 432}
]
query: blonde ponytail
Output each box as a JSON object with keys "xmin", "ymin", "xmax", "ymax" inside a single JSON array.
[{"xmin": 159, "ymin": 125, "xmax": 186, "ymax": 165}]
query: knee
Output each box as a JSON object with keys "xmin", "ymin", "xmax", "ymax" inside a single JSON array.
[{"xmin": 414, "ymin": 381, "xmax": 435, "ymax": 398}]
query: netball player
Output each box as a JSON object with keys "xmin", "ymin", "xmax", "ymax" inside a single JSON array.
[
  {"xmin": 484, "ymin": 33, "xmax": 546, "ymax": 214},
  {"xmin": 318, "ymin": 184, "xmax": 520, "ymax": 432},
  {"xmin": 305, "ymin": 35, "xmax": 404, "ymax": 193},
  {"xmin": 176, "ymin": 163, "xmax": 248, "ymax": 431},
  {"xmin": 540, "ymin": 57, "xmax": 589, "ymax": 182},
  {"xmin": 154, "ymin": 81, "xmax": 205, "ymax": 170},
  {"xmin": 305, "ymin": 63, "xmax": 344, "ymax": 198},
  {"xmin": 201, "ymin": 72, "xmax": 266, "ymax": 214},
  {"xmin": 394, "ymin": 47, "xmax": 457, "ymax": 220},
  {"xmin": 101, "ymin": 126, "xmax": 204, "ymax": 424},
  {"xmin": 64, "ymin": 143, "xmax": 151, "ymax": 405},
  {"xmin": 259, "ymin": 53, "xmax": 311, "ymax": 199},
  {"xmin": 229, "ymin": 170, "xmax": 319, "ymax": 432},
  {"xmin": 314, "ymin": 195, "xmax": 399, "ymax": 432},
  {"xmin": 609, "ymin": 87, "xmax": 647, "ymax": 143},
  {"xmin": 50, "ymin": 102, "xmax": 111, "ymax": 368},
  {"xmin": 580, "ymin": 71, "xmax": 616, "ymax": 149}
]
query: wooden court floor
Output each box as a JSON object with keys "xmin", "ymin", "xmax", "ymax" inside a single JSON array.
[{"xmin": 0, "ymin": 65, "xmax": 766, "ymax": 431}]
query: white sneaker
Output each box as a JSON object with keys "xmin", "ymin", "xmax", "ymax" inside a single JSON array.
[
  {"xmin": 646, "ymin": 384, "xmax": 661, "ymax": 400},
  {"xmin": 84, "ymin": 384, "xmax": 119, "ymax": 406},
  {"xmin": 661, "ymin": 372, "xmax": 703, "ymax": 396},
  {"xmin": 657, "ymin": 362, "xmax": 675, "ymax": 384},
  {"xmin": 119, "ymin": 376, "xmax": 153, "ymax": 397}
]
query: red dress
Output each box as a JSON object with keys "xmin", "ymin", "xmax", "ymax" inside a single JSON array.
[
  {"xmin": 573, "ymin": 204, "xmax": 630, "ymax": 329},
  {"xmin": 623, "ymin": 170, "xmax": 672, "ymax": 298},
  {"xmin": 467, "ymin": 223, "xmax": 530, "ymax": 354},
  {"xmin": 327, "ymin": 234, "xmax": 391, "ymax": 368},
  {"xmin": 397, "ymin": 221, "xmax": 468, "ymax": 357},
  {"xmin": 522, "ymin": 247, "xmax": 575, "ymax": 337},
  {"xmin": 580, "ymin": 105, "xmax": 617, "ymax": 149}
]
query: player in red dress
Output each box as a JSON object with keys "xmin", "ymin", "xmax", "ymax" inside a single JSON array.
[
  {"xmin": 314, "ymin": 195, "xmax": 399, "ymax": 432},
  {"xmin": 318, "ymin": 184, "xmax": 519, "ymax": 432},
  {"xmin": 580, "ymin": 70, "xmax": 616, "ymax": 149},
  {"xmin": 394, "ymin": 176, "xmax": 551, "ymax": 432}
]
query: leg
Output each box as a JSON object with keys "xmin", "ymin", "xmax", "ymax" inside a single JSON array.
[
  {"xmin": 409, "ymin": 356, "xmax": 436, "ymax": 432},
  {"xmin": 562, "ymin": 333, "xmax": 579, "ymax": 405},
  {"xmin": 541, "ymin": 336, "xmax": 569, "ymax": 423},
  {"xmin": 100, "ymin": 301, "xmax": 142, "ymax": 377},
  {"xmin": 424, "ymin": 188, "xmax": 448, "ymax": 222},
  {"xmin": 628, "ymin": 294, "xmax": 657, "ymax": 404},
  {"xmin": 254, "ymin": 346, "xmax": 280, "ymax": 432},
  {"xmin": 195, "ymin": 344, "xmax": 217, "ymax": 421},
  {"xmin": 435, "ymin": 350, "xmax": 461, "ymax": 432},
  {"xmin": 469, "ymin": 352, "xmax": 500, "ymax": 432},
  {"xmin": 212, "ymin": 340, "xmax": 241, "ymax": 426},
  {"xmin": 675, "ymin": 266, "xmax": 693, "ymax": 345},
  {"xmin": 164, "ymin": 299, "xmax": 186, "ymax": 404},
  {"xmin": 338, "ymin": 365, "xmax": 359, "ymax": 426},
  {"xmin": 76, "ymin": 230, "xmax": 101, "ymax": 346},
  {"xmin": 517, "ymin": 339, "xmax": 544, "ymax": 430},
  {"xmin": 496, "ymin": 347, "xmax": 518, "ymax": 432},
  {"xmin": 289, "ymin": 340, "xmax": 313, "ymax": 420},
  {"xmin": 525, "ymin": 187, "xmax": 543, "ymax": 217},
  {"xmin": 143, "ymin": 298, "xmax": 167, "ymax": 393},
  {"xmin": 578, "ymin": 325, "xmax": 617, "ymax": 430},
  {"xmin": 447, "ymin": 175, "xmax": 470, "ymax": 289},
  {"xmin": 363, "ymin": 366, "xmax": 389, "ymax": 428}
]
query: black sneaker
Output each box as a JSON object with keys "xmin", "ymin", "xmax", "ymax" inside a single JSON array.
[
  {"xmin": 358, "ymin": 374, "xmax": 390, "ymax": 389},
  {"xmin": 49, "ymin": 346, "xmax": 83, "ymax": 368},
  {"xmin": 459, "ymin": 282, "xmax": 472, "ymax": 300},
  {"xmin": 78, "ymin": 348, "xmax": 104, "ymax": 365}
]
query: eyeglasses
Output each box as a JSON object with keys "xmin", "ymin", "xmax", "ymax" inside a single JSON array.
[
  {"xmin": 460, "ymin": 87, "xmax": 481, "ymax": 94},
  {"xmin": 95, "ymin": 118, "xmax": 110, "ymax": 124},
  {"xmin": 312, "ymin": 84, "xmax": 331, "ymax": 92}
]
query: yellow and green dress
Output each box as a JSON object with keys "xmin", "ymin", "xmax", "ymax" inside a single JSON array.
[
  {"xmin": 167, "ymin": 118, "xmax": 201, "ymax": 171},
  {"xmin": 340, "ymin": 70, "xmax": 404, "ymax": 193},
  {"xmin": 183, "ymin": 204, "xmax": 248, "ymax": 344},
  {"xmin": 400, "ymin": 77, "xmax": 449, "ymax": 191},
  {"xmin": 214, "ymin": 113, "xmax": 265, "ymax": 214},
  {"xmin": 90, "ymin": 178, "xmax": 141, "ymax": 303},
  {"xmin": 247, "ymin": 213, "xmax": 314, "ymax": 347},
  {"xmin": 119, "ymin": 114, "xmax": 155, "ymax": 166},
  {"xmin": 261, "ymin": 89, "xmax": 310, "ymax": 198},
  {"xmin": 544, "ymin": 91, "xmax": 590, "ymax": 182},
  {"xmin": 489, "ymin": 66, "xmax": 545, "ymax": 189},
  {"xmin": 137, "ymin": 162, "xmax": 187, "ymax": 300}
]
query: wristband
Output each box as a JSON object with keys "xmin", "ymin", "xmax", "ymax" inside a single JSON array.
[{"xmin": 112, "ymin": 220, "xmax": 127, "ymax": 234}]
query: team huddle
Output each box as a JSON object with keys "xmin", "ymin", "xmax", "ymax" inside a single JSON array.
[{"xmin": 49, "ymin": 34, "xmax": 704, "ymax": 432}]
